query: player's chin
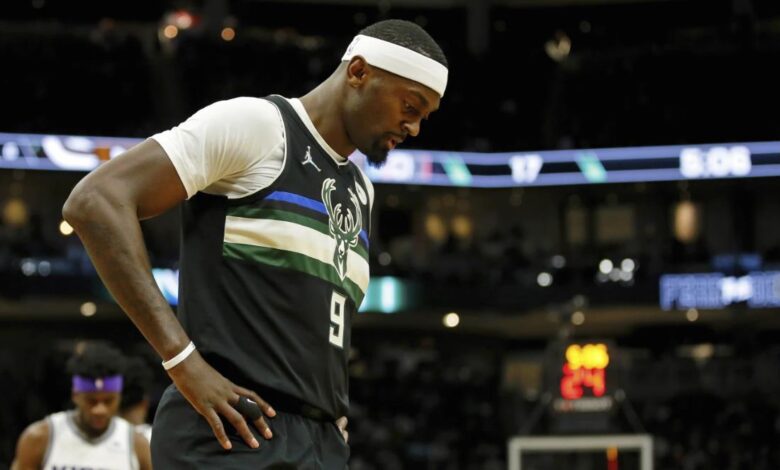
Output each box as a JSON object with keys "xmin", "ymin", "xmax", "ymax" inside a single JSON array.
[
  {"xmin": 363, "ymin": 144, "xmax": 389, "ymax": 168},
  {"xmin": 89, "ymin": 423, "xmax": 108, "ymax": 435},
  {"xmin": 89, "ymin": 421, "xmax": 110, "ymax": 433}
]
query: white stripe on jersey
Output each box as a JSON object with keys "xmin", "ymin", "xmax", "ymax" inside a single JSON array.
[{"xmin": 224, "ymin": 216, "xmax": 370, "ymax": 293}]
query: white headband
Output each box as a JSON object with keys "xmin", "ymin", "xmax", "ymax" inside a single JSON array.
[{"xmin": 341, "ymin": 34, "xmax": 448, "ymax": 97}]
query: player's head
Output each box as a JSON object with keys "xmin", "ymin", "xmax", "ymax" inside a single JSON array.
[
  {"xmin": 119, "ymin": 356, "xmax": 153, "ymax": 425},
  {"xmin": 339, "ymin": 19, "xmax": 448, "ymax": 166},
  {"xmin": 67, "ymin": 342, "xmax": 126, "ymax": 436}
]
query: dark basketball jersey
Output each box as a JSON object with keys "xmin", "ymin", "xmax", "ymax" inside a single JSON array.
[{"xmin": 177, "ymin": 95, "xmax": 371, "ymax": 419}]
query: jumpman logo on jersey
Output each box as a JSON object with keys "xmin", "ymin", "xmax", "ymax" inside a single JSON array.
[{"xmin": 301, "ymin": 146, "xmax": 321, "ymax": 172}]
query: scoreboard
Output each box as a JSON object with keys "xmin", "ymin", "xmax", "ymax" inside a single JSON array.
[
  {"xmin": 362, "ymin": 143, "xmax": 780, "ymax": 188},
  {"xmin": 559, "ymin": 343, "xmax": 610, "ymax": 401},
  {"xmin": 547, "ymin": 341, "xmax": 618, "ymax": 433},
  {"xmin": 2, "ymin": 132, "xmax": 780, "ymax": 188},
  {"xmin": 553, "ymin": 342, "xmax": 614, "ymax": 412}
]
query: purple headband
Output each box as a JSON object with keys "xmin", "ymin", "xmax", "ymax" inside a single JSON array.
[{"xmin": 72, "ymin": 375, "xmax": 123, "ymax": 393}]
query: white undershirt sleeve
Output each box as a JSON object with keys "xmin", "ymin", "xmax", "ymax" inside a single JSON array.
[{"xmin": 151, "ymin": 97, "xmax": 284, "ymax": 199}]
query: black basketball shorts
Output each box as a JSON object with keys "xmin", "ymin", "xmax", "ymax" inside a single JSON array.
[{"xmin": 151, "ymin": 385, "xmax": 349, "ymax": 469}]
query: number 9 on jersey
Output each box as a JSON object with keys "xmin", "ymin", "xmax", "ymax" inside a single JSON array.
[{"xmin": 330, "ymin": 291, "xmax": 346, "ymax": 348}]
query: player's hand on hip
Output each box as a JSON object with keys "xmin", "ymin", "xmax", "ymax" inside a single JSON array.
[{"xmin": 166, "ymin": 349, "xmax": 276, "ymax": 450}]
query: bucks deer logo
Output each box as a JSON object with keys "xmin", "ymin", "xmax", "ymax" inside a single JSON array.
[{"xmin": 322, "ymin": 178, "xmax": 362, "ymax": 281}]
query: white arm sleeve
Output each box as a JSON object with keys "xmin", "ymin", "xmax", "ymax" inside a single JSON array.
[{"xmin": 151, "ymin": 97, "xmax": 285, "ymax": 199}]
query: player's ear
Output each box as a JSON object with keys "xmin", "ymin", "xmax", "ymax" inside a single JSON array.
[{"xmin": 346, "ymin": 57, "xmax": 371, "ymax": 88}]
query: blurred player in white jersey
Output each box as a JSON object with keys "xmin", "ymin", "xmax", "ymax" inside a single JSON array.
[{"xmin": 11, "ymin": 342, "xmax": 151, "ymax": 470}]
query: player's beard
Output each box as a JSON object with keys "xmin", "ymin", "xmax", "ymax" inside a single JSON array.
[{"xmin": 363, "ymin": 139, "xmax": 390, "ymax": 167}]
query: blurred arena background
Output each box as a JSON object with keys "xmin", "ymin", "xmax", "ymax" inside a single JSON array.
[{"xmin": 2, "ymin": 0, "xmax": 780, "ymax": 468}]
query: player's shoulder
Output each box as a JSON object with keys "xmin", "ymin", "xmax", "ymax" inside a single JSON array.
[
  {"xmin": 111, "ymin": 415, "xmax": 143, "ymax": 437},
  {"xmin": 132, "ymin": 427, "xmax": 150, "ymax": 446},
  {"xmin": 188, "ymin": 96, "xmax": 285, "ymax": 152},
  {"xmin": 12, "ymin": 418, "xmax": 50, "ymax": 469},
  {"xmin": 112, "ymin": 415, "xmax": 133, "ymax": 427},
  {"xmin": 197, "ymin": 96, "xmax": 281, "ymax": 122},
  {"xmin": 17, "ymin": 418, "xmax": 50, "ymax": 447},
  {"xmin": 204, "ymin": 96, "xmax": 278, "ymax": 117}
]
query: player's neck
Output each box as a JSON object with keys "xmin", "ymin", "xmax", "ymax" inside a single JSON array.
[
  {"xmin": 71, "ymin": 411, "xmax": 109, "ymax": 439},
  {"xmin": 299, "ymin": 79, "xmax": 355, "ymax": 159}
]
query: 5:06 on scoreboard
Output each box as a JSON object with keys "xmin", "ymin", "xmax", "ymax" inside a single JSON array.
[{"xmin": 679, "ymin": 145, "xmax": 751, "ymax": 179}]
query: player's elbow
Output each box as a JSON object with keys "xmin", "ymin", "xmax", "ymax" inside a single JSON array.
[
  {"xmin": 63, "ymin": 185, "xmax": 89, "ymax": 228},
  {"xmin": 62, "ymin": 180, "xmax": 107, "ymax": 230}
]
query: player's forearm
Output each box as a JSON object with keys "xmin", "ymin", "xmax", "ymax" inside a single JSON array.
[{"xmin": 63, "ymin": 189, "xmax": 190, "ymax": 359}]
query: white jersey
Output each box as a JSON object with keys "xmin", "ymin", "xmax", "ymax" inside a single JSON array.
[
  {"xmin": 135, "ymin": 423, "xmax": 152, "ymax": 443},
  {"xmin": 42, "ymin": 411, "xmax": 138, "ymax": 470}
]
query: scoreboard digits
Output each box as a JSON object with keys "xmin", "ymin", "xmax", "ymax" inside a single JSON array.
[
  {"xmin": 560, "ymin": 343, "xmax": 610, "ymax": 400},
  {"xmin": 679, "ymin": 146, "xmax": 752, "ymax": 179}
]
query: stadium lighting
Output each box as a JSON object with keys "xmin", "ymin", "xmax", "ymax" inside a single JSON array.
[
  {"xmin": 544, "ymin": 31, "xmax": 571, "ymax": 62},
  {"xmin": 163, "ymin": 25, "xmax": 179, "ymax": 39},
  {"xmin": 221, "ymin": 27, "xmax": 236, "ymax": 42},
  {"xmin": 537, "ymin": 272, "xmax": 553, "ymax": 287},
  {"xmin": 599, "ymin": 259, "xmax": 613, "ymax": 274},
  {"xmin": 172, "ymin": 10, "xmax": 194, "ymax": 29},
  {"xmin": 443, "ymin": 312, "xmax": 460, "ymax": 328},
  {"xmin": 686, "ymin": 308, "xmax": 699, "ymax": 322},
  {"xmin": 80, "ymin": 302, "xmax": 97, "ymax": 317},
  {"xmin": 59, "ymin": 220, "xmax": 74, "ymax": 236}
]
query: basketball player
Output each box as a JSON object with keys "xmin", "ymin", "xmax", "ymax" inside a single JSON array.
[
  {"xmin": 11, "ymin": 342, "xmax": 152, "ymax": 470},
  {"xmin": 63, "ymin": 19, "xmax": 447, "ymax": 468},
  {"xmin": 119, "ymin": 356, "xmax": 154, "ymax": 442}
]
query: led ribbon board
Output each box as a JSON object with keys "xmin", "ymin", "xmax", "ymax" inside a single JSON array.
[
  {"xmin": 2, "ymin": 132, "xmax": 779, "ymax": 188},
  {"xmin": 660, "ymin": 271, "xmax": 780, "ymax": 310}
]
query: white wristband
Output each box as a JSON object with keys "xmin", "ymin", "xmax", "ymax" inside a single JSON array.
[{"xmin": 162, "ymin": 341, "xmax": 196, "ymax": 371}]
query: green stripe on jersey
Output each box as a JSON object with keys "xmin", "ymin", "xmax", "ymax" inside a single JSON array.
[
  {"xmin": 223, "ymin": 243, "xmax": 365, "ymax": 305},
  {"xmin": 224, "ymin": 216, "xmax": 369, "ymax": 293}
]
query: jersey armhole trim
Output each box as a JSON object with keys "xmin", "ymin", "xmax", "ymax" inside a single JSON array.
[
  {"xmin": 353, "ymin": 164, "xmax": 374, "ymax": 235},
  {"xmin": 260, "ymin": 98, "xmax": 288, "ymax": 192},
  {"xmin": 129, "ymin": 422, "xmax": 139, "ymax": 470},
  {"xmin": 41, "ymin": 415, "xmax": 53, "ymax": 469}
]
